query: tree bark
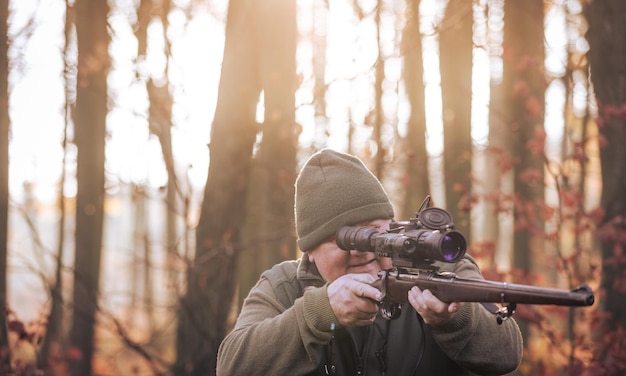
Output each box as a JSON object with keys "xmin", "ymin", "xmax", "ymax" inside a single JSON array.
[
  {"xmin": 173, "ymin": 0, "xmax": 269, "ymax": 374},
  {"xmin": 439, "ymin": 0, "xmax": 473, "ymax": 237},
  {"xmin": 585, "ymin": 0, "xmax": 626, "ymax": 332},
  {"xmin": 238, "ymin": 0, "xmax": 298, "ymax": 306},
  {"xmin": 0, "ymin": 0, "xmax": 11, "ymax": 372},
  {"xmin": 399, "ymin": 0, "xmax": 430, "ymax": 220},
  {"xmin": 485, "ymin": 0, "xmax": 507, "ymax": 271},
  {"xmin": 372, "ymin": 0, "xmax": 386, "ymax": 178},
  {"xmin": 502, "ymin": 0, "xmax": 546, "ymax": 276},
  {"xmin": 500, "ymin": 0, "xmax": 546, "ymax": 340},
  {"xmin": 69, "ymin": 0, "xmax": 109, "ymax": 374},
  {"xmin": 40, "ymin": 2, "xmax": 75, "ymax": 369}
]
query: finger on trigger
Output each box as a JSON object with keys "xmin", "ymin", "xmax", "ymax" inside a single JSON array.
[{"xmin": 448, "ymin": 303, "xmax": 458, "ymax": 313}]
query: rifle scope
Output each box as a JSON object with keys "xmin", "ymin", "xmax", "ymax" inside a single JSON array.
[{"xmin": 336, "ymin": 225, "xmax": 466, "ymax": 264}]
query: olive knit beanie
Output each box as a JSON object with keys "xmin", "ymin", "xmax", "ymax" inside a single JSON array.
[{"xmin": 295, "ymin": 149, "xmax": 395, "ymax": 252}]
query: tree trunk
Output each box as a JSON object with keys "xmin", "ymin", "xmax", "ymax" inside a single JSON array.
[
  {"xmin": 0, "ymin": 0, "xmax": 11, "ymax": 372},
  {"xmin": 372, "ymin": 0, "xmax": 386, "ymax": 178},
  {"xmin": 585, "ymin": 0, "xmax": 626, "ymax": 332},
  {"xmin": 173, "ymin": 0, "xmax": 266, "ymax": 374},
  {"xmin": 399, "ymin": 0, "xmax": 429, "ymax": 220},
  {"xmin": 313, "ymin": 0, "xmax": 327, "ymax": 119},
  {"xmin": 238, "ymin": 0, "xmax": 298, "ymax": 305},
  {"xmin": 505, "ymin": 0, "xmax": 546, "ymax": 269},
  {"xmin": 150, "ymin": 2, "xmax": 180, "ymax": 315},
  {"xmin": 69, "ymin": 0, "xmax": 109, "ymax": 374},
  {"xmin": 485, "ymin": 0, "xmax": 507, "ymax": 271},
  {"xmin": 439, "ymin": 0, "xmax": 473, "ymax": 237},
  {"xmin": 40, "ymin": 2, "xmax": 75, "ymax": 369},
  {"xmin": 500, "ymin": 0, "xmax": 546, "ymax": 341},
  {"xmin": 135, "ymin": 0, "xmax": 181, "ymax": 347}
]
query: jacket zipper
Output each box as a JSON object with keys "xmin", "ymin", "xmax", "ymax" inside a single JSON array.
[{"xmin": 354, "ymin": 325, "xmax": 375, "ymax": 376}]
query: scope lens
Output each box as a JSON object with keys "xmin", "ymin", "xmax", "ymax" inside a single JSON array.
[{"xmin": 440, "ymin": 232, "xmax": 466, "ymax": 262}]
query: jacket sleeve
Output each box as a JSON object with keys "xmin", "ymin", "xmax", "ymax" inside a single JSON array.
[
  {"xmin": 429, "ymin": 257, "xmax": 524, "ymax": 375},
  {"xmin": 216, "ymin": 276, "xmax": 337, "ymax": 375}
]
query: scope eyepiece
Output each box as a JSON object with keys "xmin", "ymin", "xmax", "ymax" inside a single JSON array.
[{"xmin": 336, "ymin": 226, "xmax": 379, "ymax": 252}]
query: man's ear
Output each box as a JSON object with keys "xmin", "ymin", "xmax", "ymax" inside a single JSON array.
[{"xmin": 306, "ymin": 250, "xmax": 316, "ymax": 264}]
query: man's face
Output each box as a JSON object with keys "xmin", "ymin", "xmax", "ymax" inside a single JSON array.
[{"xmin": 307, "ymin": 219, "xmax": 393, "ymax": 282}]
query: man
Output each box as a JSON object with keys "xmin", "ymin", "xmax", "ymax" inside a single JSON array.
[{"xmin": 217, "ymin": 149, "xmax": 523, "ymax": 375}]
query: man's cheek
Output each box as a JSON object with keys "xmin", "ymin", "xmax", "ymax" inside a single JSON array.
[{"xmin": 379, "ymin": 258, "xmax": 393, "ymax": 269}]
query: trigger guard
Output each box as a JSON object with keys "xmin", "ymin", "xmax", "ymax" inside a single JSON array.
[{"xmin": 379, "ymin": 301, "xmax": 402, "ymax": 320}]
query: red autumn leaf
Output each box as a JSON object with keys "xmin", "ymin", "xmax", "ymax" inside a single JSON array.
[
  {"xmin": 518, "ymin": 167, "xmax": 543, "ymax": 185},
  {"xmin": 541, "ymin": 204, "xmax": 555, "ymax": 221},
  {"xmin": 571, "ymin": 145, "xmax": 589, "ymax": 164},
  {"xmin": 588, "ymin": 207, "xmax": 606, "ymax": 224},
  {"xmin": 619, "ymin": 103, "xmax": 626, "ymax": 120},
  {"xmin": 525, "ymin": 96, "xmax": 543, "ymax": 119},
  {"xmin": 67, "ymin": 346, "xmax": 83, "ymax": 362},
  {"xmin": 498, "ymin": 154, "xmax": 516, "ymax": 173},
  {"xmin": 560, "ymin": 190, "xmax": 582, "ymax": 208},
  {"xmin": 525, "ymin": 126, "xmax": 546, "ymax": 154},
  {"xmin": 501, "ymin": 46, "xmax": 515, "ymax": 62},
  {"xmin": 513, "ymin": 80, "xmax": 530, "ymax": 97},
  {"xmin": 596, "ymin": 116, "xmax": 605, "ymax": 127}
]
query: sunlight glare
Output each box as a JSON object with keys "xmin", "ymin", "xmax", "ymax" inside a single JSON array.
[
  {"xmin": 105, "ymin": 4, "xmax": 222, "ymax": 190},
  {"xmin": 472, "ymin": 0, "xmax": 490, "ymax": 148},
  {"xmin": 545, "ymin": 80, "xmax": 566, "ymax": 161},
  {"xmin": 545, "ymin": 3, "xmax": 567, "ymax": 77},
  {"xmin": 8, "ymin": 0, "xmax": 66, "ymax": 204}
]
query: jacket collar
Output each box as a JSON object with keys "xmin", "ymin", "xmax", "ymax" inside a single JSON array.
[{"xmin": 296, "ymin": 254, "xmax": 326, "ymax": 286}]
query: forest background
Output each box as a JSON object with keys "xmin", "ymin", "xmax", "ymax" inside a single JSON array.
[{"xmin": 1, "ymin": 0, "xmax": 625, "ymax": 375}]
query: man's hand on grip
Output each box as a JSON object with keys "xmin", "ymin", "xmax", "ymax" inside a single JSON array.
[{"xmin": 327, "ymin": 273, "xmax": 382, "ymax": 327}]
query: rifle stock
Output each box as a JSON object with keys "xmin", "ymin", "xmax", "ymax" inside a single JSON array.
[{"xmin": 372, "ymin": 269, "xmax": 595, "ymax": 307}]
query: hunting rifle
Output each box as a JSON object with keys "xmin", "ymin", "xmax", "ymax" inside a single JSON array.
[{"xmin": 336, "ymin": 196, "xmax": 595, "ymax": 324}]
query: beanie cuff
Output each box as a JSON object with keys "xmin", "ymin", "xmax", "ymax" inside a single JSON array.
[{"xmin": 297, "ymin": 202, "xmax": 393, "ymax": 252}]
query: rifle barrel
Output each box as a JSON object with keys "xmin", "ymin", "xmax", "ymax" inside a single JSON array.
[{"xmin": 375, "ymin": 270, "xmax": 595, "ymax": 307}]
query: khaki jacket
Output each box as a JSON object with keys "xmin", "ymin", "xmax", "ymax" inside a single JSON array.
[{"xmin": 217, "ymin": 256, "xmax": 523, "ymax": 375}]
